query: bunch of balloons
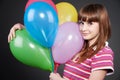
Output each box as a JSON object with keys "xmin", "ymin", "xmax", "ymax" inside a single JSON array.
[{"xmin": 9, "ymin": 0, "xmax": 84, "ymax": 72}]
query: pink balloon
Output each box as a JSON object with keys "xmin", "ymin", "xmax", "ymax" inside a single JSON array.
[
  {"xmin": 25, "ymin": 0, "xmax": 57, "ymax": 12},
  {"xmin": 52, "ymin": 22, "xmax": 84, "ymax": 64}
]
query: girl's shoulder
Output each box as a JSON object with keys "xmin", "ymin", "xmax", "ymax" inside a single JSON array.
[
  {"xmin": 99, "ymin": 46, "xmax": 114, "ymax": 54},
  {"xmin": 94, "ymin": 46, "xmax": 114, "ymax": 59},
  {"xmin": 100, "ymin": 41, "xmax": 114, "ymax": 54}
]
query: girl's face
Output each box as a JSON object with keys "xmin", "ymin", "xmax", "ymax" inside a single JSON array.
[{"xmin": 79, "ymin": 21, "xmax": 99, "ymax": 44}]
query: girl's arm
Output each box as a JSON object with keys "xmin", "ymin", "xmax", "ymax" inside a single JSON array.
[
  {"xmin": 49, "ymin": 72, "xmax": 67, "ymax": 80},
  {"xmin": 8, "ymin": 23, "xmax": 24, "ymax": 42},
  {"xmin": 89, "ymin": 69, "xmax": 107, "ymax": 80}
]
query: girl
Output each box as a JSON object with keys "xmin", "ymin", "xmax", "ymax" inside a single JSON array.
[{"xmin": 8, "ymin": 3, "xmax": 114, "ymax": 80}]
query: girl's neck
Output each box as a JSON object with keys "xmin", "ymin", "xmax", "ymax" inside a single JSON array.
[{"xmin": 88, "ymin": 34, "xmax": 99, "ymax": 47}]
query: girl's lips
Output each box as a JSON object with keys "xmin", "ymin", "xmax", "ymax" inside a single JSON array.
[{"xmin": 81, "ymin": 33, "xmax": 89, "ymax": 36}]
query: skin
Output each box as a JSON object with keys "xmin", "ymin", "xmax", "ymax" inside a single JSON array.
[
  {"xmin": 8, "ymin": 22, "xmax": 107, "ymax": 80},
  {"xmin": 79, "ymin": 21, "xmax": 100, "ymax": 46},
  {"xmin": 8, "ymin": 23, "xmax": 24, "ymax": 43}
]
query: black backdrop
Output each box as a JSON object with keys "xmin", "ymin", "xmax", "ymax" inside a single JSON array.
[{"xmin": 1, "ymin": 0, "xmax": 120, "ymax": 80}]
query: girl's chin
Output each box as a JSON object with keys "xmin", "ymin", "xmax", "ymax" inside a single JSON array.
[{"xmin": 83, "ymin": 37, "xmax": 90, "ymax": 40}]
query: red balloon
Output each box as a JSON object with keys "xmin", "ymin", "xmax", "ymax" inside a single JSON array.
[{"xmin": 25, "ymin": 0, "xmax": 57, "ymax": 12}]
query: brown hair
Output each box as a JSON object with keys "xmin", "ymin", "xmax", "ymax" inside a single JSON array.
[{"xmin": 78, "ymin": 3, "xmax": 111, "ymax": 63}]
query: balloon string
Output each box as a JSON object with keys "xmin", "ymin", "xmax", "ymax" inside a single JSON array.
[
  {"xmin": 49, "ymin": 48, "xmax": 60, "ymax": 72},
  {"xmin": 54, "ymin": 62, "xmax": 60, "ymax": 73},
  {"xmin": 50, "ymin": 48, "xmax": 54, "ymax": 72}
]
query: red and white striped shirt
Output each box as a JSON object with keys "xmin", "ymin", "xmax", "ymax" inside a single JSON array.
[{"xmin": 63, "ymin": 46, "xmax": 114, "ymax": 80}]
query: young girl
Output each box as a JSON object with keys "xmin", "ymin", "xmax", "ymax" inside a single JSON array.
[{"xmin": 8, "ymin": 3, "xmax": 114, "ymax": 80}]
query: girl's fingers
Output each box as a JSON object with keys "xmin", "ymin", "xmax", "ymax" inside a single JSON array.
[
  {"xmin": 8, "ymin": 33, "xmax": 12, "ymax": 43},
  {"xmin": 8, "ymin": 28, "xmax": 16, "ymax": 42},
  {"xmin": 12, "ymin": 28, "xmax": 16, "ymax": 38},
  {"xmin": 8, "ymin": 23, "xmax": 24, "ymax": 43},
  {"xmin": 8, "ymin": 33, "xmax": 11, "ymax": 43}
]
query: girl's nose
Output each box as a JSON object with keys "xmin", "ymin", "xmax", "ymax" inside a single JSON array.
[{"xmin": 80, "ymin": 24, "xmax": 88, "ymax": 31}]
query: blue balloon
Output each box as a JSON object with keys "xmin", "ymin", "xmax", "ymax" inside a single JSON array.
[{"xmin": 24, "ymin": 2, "xmax": 58, "ymax": 48}]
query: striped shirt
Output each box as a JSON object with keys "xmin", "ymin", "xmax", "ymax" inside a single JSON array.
[{"xmin": 63, "ymin": 46, "xmax": 114, "ymax": 80}]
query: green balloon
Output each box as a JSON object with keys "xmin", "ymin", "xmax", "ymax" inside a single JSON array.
[{"xmin": 9, "ymin": 29, "xmax": 54, "ymax": 72}]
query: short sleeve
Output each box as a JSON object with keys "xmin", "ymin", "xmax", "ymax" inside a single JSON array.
[{"xmin": 91, "ymin": 47, "xmax": 114, "ymax": 75}]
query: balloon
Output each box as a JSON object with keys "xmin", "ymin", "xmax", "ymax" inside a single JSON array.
[
  {"xmin": 25, "ymin": 0, "xmax": 57, "ymax": 12},
  {"xmin": 56, "ymin": 2, "xmax": 78, "ymax": 25},
  {"xmin": 9, "ymin": 29, "xmax": 54, "ymax": 72},
  {"xmin": 52, "ymin": 22, "xmax": 84, "ymax": 64},
  {"xmin": 24, "ymin": 2, "xmax": 58, "ymax": 48}
]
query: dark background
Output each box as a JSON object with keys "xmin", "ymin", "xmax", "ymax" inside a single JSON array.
[{"xmin": 1, "ymin": 0, "xmax": 120, "ymax": 80}]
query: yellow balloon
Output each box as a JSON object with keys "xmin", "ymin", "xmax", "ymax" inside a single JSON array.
[{"xmin": 56, "ymin": 2, "xmax": 78, "ymax": 25}]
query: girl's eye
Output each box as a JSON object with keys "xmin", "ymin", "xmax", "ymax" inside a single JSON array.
[
  {"xmin": 78, "ymin": 21, "xmax": 84, "ymax": 25},
  {"xmin": 88, "ymin": 22, "xmax": 93, "ymax": 25}
]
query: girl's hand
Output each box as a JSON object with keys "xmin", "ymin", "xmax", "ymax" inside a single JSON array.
[
  {"xmin": 49, "ymin": 72, "xmax": 65, "ymax": 80},
  {"xmin": 8, "ymin": 23, "xmax": 24, "ymax": 43}
]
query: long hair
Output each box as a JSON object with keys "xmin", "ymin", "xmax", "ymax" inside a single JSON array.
[{"xmin": 78, "ymin": 3, "xmax": 111, "ymax": 63}]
